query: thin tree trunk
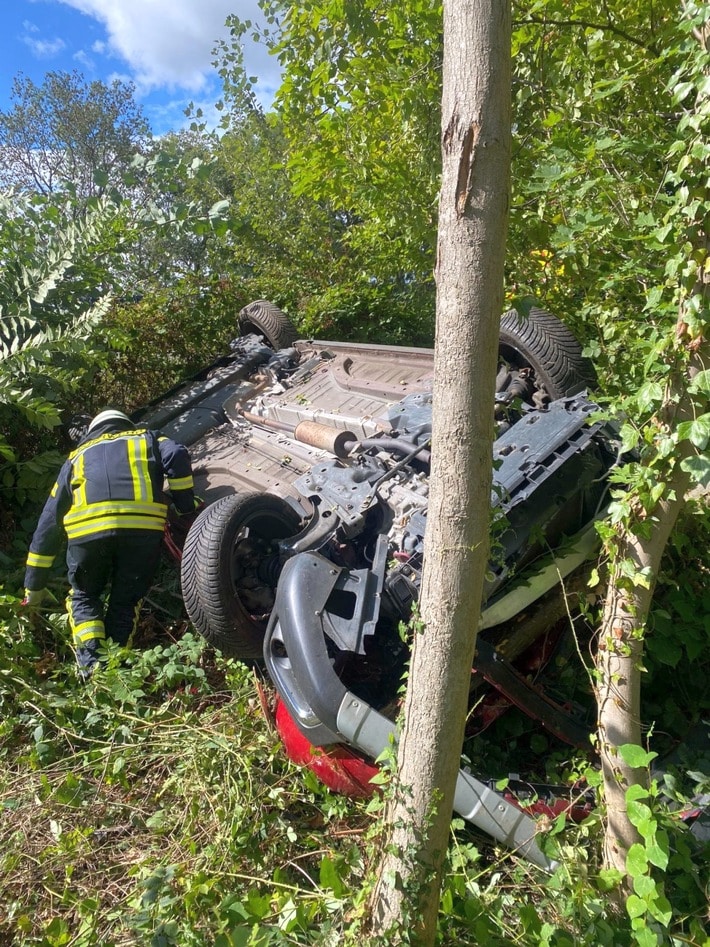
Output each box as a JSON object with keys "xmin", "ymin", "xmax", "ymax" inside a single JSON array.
[
  {"xmin": 366, "ymin": 2, "xmax": 511, "ymax": 943},
  {"xmin": 597, "ymin": 486, "xmax": 688, "ymax": 871}
]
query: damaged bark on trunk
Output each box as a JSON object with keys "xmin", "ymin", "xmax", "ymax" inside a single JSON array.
[{"xmin": 366, "ymin": 2, "xmax": 511, "ymax": 943}]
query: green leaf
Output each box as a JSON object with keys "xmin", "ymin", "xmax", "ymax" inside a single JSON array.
[
  {"xmin": 632, "ymin": 873, "xmax": 657, "ymax": 898},
  {"xmin": 619, "ymin": 744, "xmax": 657, "ymax": 769},
  {"xmin": 689, "ymin": 368, "xmax": 710, "ymax": 395},
  {"xmin": 632, "ymin": 926, "xmax": 660, "ymax": 947},
  {"xmin": 511, "ymin": 295, "xmax": 537, "ymax": 318},
  {"xmin": 619, "ymin": 422, "xmax": 640, "ymax": 453},
  {"xmin": 597, "ymin": 867, "xmax": 624, "ymax": 891},
  {"xmin": 319, "ymin": 855, "xmax": 345, "ymax": 897},
  {"xmin": 626, "ymin": 798, "xmax": 653, "ymax": 829},
  {"xmin": 648, "ymin": 893, "xmax": 672, "ymax": 926},
  {"xmin": 648, "ymin": 632, "xmax": 683, "ymax": 667},
  {"xmin": 634, "ymin": 816, "xmax": 657, "ymax": 843},
  {"xmin": 677, "ymin": 414, "xmax": 710, "ymax": 450},
  {"xmin": 645, "ymin": 830, "xmax": 669, "ymax": 870},
  {"xmin": 636, "ymin": 381, "xmax": 664, "ymax": 412},
  {"xmin": 625, "ymin": 893, "xmax": 648, "ymax": 919},
  {"xmin": 625, "ymin": 784, "xmax": 650, "ymax": 802},
  {"xmin": 626, "ymin": 843, "xmax": 649, "ymax": 877},
  {"xmin": 680, "ymin": 454, "xmax": 710, "ymax": 487},
  {"xmin": 245, "ymin": 889, "xmax": 271, "ymax": 920}
]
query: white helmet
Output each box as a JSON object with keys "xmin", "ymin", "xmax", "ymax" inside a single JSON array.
[{"xmin": 87, "ymin": 409, "xmax": 133, "ymax": 432}]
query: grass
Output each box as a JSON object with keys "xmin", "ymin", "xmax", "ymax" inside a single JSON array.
[
  {"xmin": 0, "ymin": 527, "xmax": 708, "ymax": 946},
  {"xmin": 0, "ymin": 628, "xmax": 370, "ymax": 946}
]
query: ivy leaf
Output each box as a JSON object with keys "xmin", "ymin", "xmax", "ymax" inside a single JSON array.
[
  {"xmin": 648, "ymin": 892, "xmax": 672, "ymax": 926},
  {"xmin": 677, "ymin": 414, "xmax": 710, "ymax": 450},
  {"xmin": 648, "ymin": 634, "xmax": 682, "ymax": 667},
  {"xmin": 511, "ymin": 295, "xmax": 537, "ymax": 319},
  {"xmin": 636, "ymin": 381, "xmax": 663, "ymax": 412},
  {"xmin": 598, "ymin": 867, "xmax": 624, "ymax": 891},
  {"xmin": 689, "ymin": 368, "xmax": 710, "ymax": 395},
  {"xmin": 680, "ymin": 454, "xmax": 710, "ymax": 486},
  {"xmin": 619, "ymin": 422, "xmax": 640, "ymax": 453}
]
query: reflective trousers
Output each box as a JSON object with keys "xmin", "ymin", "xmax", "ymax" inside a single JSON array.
[{"xmin": 66, "ymin": 533, "xmax": 163, "ymax": 669}]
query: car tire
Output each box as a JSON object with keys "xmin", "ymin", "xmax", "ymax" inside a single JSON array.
[
  {"xmin": 499, "ymin": 306, "xmax": 596, "ymax": 399},
  {"xmin": 237, "ymin": 299, "xmax": 299, "ymax": 350},
  {"xmin": 181, "ymin": 492, "xmax": 303, "ymax": 661}
]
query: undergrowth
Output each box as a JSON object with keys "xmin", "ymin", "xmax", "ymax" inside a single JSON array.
[
  {"xmin": 0, "ymin": 608, "xmax": 365, "ymax": 947},
  {"xmin": 0, "ymin": 517, "xmax": 708, "ymax": 946}
]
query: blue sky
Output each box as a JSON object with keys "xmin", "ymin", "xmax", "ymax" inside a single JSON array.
[{"xmin": 0, "ymin": 0, "xmax": 280, "ymax": 135}]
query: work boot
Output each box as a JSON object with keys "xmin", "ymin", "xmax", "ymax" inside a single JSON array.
[{"xmin": 76, "ymin": 639, "xmax": 104, "ymax": 682}]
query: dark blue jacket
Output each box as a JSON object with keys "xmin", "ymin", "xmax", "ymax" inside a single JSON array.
[{"xmin": 25, "ymin": 419, "xmax": 195, "ymax": 591}]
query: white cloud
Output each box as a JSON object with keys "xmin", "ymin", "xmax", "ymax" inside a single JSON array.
[
  {"xmin": 23, "ymin": 34, "xmax": 67, "ymax": 58},
  {"xmin": 73, "ymin": 48, "xmax": 95, "ymax": 69},
  {"xmin": 56, "ymin": 0, "xmax": 279, "ymax": 96}
]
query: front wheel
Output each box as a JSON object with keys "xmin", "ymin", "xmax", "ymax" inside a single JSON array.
[
  {"xmin": 181, "ymin": 492, "xmax": 303, "ymax": 660},
  {"xmin": 498, "ymin": 307, "xmax": 596, "ymax": 400},
  {"xmin": 237, "ymin": 299, "xmax": 298, "ymax": 351}
]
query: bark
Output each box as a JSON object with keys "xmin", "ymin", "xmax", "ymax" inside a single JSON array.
[
  {"xmin": 366, "ymin": 2, "xmax": 511, "ymax": 943},
  {"xmin": 597, "ymin": 485, "xmax": 689, "ymax": 872}
]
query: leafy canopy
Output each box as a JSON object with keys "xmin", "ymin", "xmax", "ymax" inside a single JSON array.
[{"xmin": 0, "ymin": 71, "xmax": 151, "ymax": 197}]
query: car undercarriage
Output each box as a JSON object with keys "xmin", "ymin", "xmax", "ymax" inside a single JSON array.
[{"xmin": 132, "ymin": 300, "xmax": 690, "ymax": 868}]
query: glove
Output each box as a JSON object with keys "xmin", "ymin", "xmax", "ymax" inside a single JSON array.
[
  {"xmin": 183, "ymin": 495, "xmax": 205, "ymax": 516},
  {"xmin": 169, "ymin": 495, "xmax": 204, "ymax": 517},
  {"xmin": 164, "ymin": 498, "xmax": 205, "ymax": 562},
  {"xmin": 171, "ymin": 496, "xmax": 205, "ymax": 524},
  {"xmin": 22, "ymin": 588, "xmax": 48, "ymax": 607}
]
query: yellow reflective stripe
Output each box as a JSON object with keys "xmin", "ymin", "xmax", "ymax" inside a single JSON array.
[
  {"xmin": 72, "ymin": 621, "xmax": 106, "ymax": 644},
  {"xmin": 64, "ymin": 500, "xmax": 167, "ymax": 524},
  {"xmin": 66, "ymin": 598, "xmax": 106, "ymax": 644},
  {"xmin": 27, "ymin": 552, "xmax": 55, "ymax": 568},
  {"xmin": 167, "ymin": 475, "xmax": 194, "ymax": 491},
  {"xmin": 127, "ymin": 435, "xmax": 150, "ymax": 502},
  {"xmin": 66, "ymin": 516, "xmax": 166, "ymax": 540},
  {"xmin": 50, "ymin": 481, "xmax": 59, "ymax": 498},
  {"xmin": 68, "ymin": 429, "xmax": 149, "ymax": 461},
  {"xmin": 127, "ymin": 600, "xmax": 142, "ymax": 639},
  {"xmin": 73, "ymin": 450, "xmax": 87, "ymax": 509}
]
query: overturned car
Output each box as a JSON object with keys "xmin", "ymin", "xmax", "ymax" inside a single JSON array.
[{"xmin": 136, "ymin": 300, "xmax": 617, "ymax": 869}]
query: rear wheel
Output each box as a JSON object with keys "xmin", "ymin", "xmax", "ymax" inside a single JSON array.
[
  {"xmin": 237, "ymin": 299, "xmax": 298, "ymax": 350},
  {"xmin": 181, "ymin": 492, "xmax": 303, "ymax": 660},
  {"xmin": 499, "ymin": 307, "xmax": 596, "ymax": 400}
]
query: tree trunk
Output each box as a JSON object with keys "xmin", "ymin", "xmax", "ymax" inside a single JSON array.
[
  {"xmin": 366, "ymin": 2, "xmax": 511, "ymax": 943},
  {"xmin": 597, "ymin": 484, "xmax": 689, "ymax": 872}
]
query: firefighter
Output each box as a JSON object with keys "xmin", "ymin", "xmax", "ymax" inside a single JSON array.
[{"xmin": 23, "ymin": 409, "xmax": 199, "ymax": 675}]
